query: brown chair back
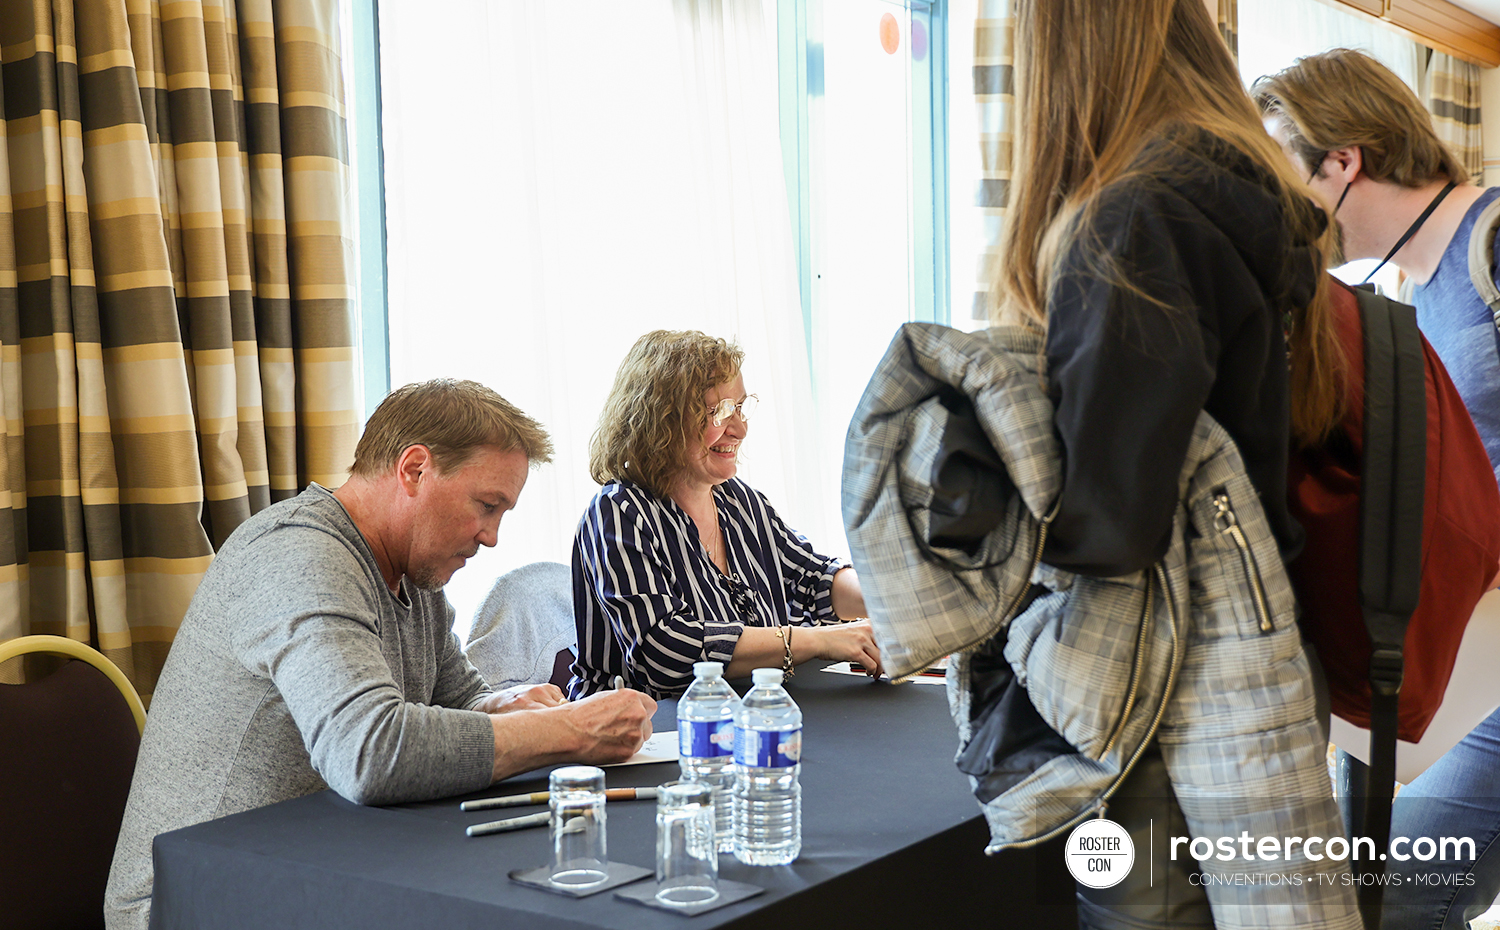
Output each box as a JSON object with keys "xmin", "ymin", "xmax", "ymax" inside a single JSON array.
[{"xmin": 0, "ymin": 659, "xmax": 142, "ymax": 930}]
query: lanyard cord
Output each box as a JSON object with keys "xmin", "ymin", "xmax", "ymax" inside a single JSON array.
[{"xmin": 1361, "ymin": 180, "xmax": 1458, "ymax": 284}]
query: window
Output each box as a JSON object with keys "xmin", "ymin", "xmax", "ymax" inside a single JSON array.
[
  {"xmin": 355, "ymin": 0, "xmax": 963, "ymax": 632},
  {"xmin": 777, "ymin": 0, "xmax": 955, "ymax": 576}
]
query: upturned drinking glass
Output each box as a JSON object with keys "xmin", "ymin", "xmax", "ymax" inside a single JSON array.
[
  {"xmin": 655, "ymin": 781, "xmax": 719, "ymax": 906},
  {"xmin": 547, "ymin": 766, "xmax": 608, "ymax": 888}
]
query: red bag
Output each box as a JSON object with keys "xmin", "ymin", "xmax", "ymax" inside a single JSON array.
[{"xmin": 1287, "ymin": 279, "xmax": 1500, "ymax": 742}]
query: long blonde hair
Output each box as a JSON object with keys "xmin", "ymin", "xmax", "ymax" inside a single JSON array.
[{"xmin": 994, "ymin": 0, "xmax": 1343, "ymax": 445}]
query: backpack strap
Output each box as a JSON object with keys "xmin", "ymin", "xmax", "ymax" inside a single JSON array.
[
  {"xmin": 1351, "ymin": 285, "xmax": 1427, "ymax": 928},
  {"xmin": 1466, "ymin": 196, "xmax": 1500, "ymax": 330}
]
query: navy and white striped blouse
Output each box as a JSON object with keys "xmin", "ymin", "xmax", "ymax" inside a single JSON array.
[{"xmin": 567, "ymin": 477, "xmax": 845, "ymax": 699}]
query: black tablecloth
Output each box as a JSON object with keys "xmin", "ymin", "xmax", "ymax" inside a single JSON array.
[{"xmin": 149, "ymin": 667, "xmax": 1074, "ymax": 929}]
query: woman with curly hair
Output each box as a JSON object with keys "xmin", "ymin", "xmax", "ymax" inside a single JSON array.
[{"xmin": 566, "ymin": 330, "xmax": 880, "ymax": 700}]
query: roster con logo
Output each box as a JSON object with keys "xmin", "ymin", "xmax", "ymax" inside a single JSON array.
[{"xmin": 1065, "ymin": 818, "xmax": 1136, "ymax": 889}]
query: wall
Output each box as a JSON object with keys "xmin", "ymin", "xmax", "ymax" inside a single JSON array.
[{"xmin": 1485, "ymin": 64, "xmax": 1500, "ymax": 187}]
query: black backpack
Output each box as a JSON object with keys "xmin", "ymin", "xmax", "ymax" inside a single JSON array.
[
  {"xmin": 1466, "ymin": 196, "xmax": 1500, "ymax": 324},
  {"xmin": 1342, "ymin": 286, "xmax": 1425, "ymax": 930}
]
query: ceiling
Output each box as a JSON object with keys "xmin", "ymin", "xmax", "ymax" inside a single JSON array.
[{"xmin": 1447, "ymin": 0, "xmax": 1500, "ymax": 25}]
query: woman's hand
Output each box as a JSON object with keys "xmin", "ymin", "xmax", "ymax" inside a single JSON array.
[
  {"xmin": 800, "ymin": 620, "xmax": 883, "ymax": 678},
  {"xmin": 725, "ymin": 621, "xmax": 883, "ymax": 679}
]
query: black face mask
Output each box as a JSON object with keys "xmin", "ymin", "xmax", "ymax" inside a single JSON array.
[
  {"xmin": 1307, "ymin": 164, "xmax": 1350, "ymax": 267},
  {"xmin": 1308, "ymin": 160, "xmax": 1457, "ymax": 281},
  {"xmin": 1333, "ymin": 181, "xmax": 1352, "ymax": 215},
  {"xmin": 1308, "ymin": 164, "xmax": 1353, "ymax": 215}
]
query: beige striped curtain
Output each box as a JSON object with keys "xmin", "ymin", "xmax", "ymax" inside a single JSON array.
[
  {"xmin": 970, "ymin": 0, "xmax": 1240, "ymax": 321},
  {"xmin": 0, "ymin": 0, "xmax": 359, "ymax": 702},
  {"xmin": 1425, "ymin": 51, "xmax": 1483, "ymax": 185},
  {"xmin": 1217, "ymin": 0, "xmax": 1237, "ymax": 62},
  {"xmin": 971, "ymin": 0, "xmax": 1013, "ymax": 321}
]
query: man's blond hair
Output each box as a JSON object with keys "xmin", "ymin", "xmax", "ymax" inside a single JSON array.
[
  {"xmin": 1252, "ymin": 48, "xmax": 1469, "ymax": 189},
  {"xmin": 350, "ymin": 379, "xmax": 553, "ymax": 477}
]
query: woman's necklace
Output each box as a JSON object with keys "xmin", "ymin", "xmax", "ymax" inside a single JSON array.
[
  {"xmin": 675, "ymin": 484, "xmax": 729, "ymax": 574},
  {"xmin": 705, "ymin": 512, "xmax": 727, "ymax": 573}
]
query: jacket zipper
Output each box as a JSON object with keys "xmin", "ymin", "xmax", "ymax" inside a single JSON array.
[
  {"xmin": 1099, "ymin": 576, "xmax": 1153, "ymax": 760},
  {"xmin": 992, "ymin": 563, "xmax": 1183, "ymax": 852},
  {"xmin": 890, "ymin": 496, "xmax": 1062, "ymax": 684},
  {"xmin": 1212, "ymin": 490, "xmax": 1273, "ymax": 633}
]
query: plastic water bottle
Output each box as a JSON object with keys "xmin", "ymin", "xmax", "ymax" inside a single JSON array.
[
  {"xmin": 677, "ymin": 661, "xmax": 739, "ymax": 854},
  {"xmin": 733, "ymin": 667, "xmax": 802, "ymax": 865}
]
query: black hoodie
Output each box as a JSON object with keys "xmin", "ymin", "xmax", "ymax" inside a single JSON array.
[{"xmin": 1041, "ymin": 129, "xmax": 1320, "ymax": 577}]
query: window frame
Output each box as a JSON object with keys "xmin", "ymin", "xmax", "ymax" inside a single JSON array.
[
  {"xmin": 351, "ymin": 0, "xmax": 390, "ymax": 417},
  {"xmin": 775, "ymin": 0, "xmax": 952, "ymax": 345}
]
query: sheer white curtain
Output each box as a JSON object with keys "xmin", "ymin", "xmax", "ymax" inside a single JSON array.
[
  {"xmin": 379, "ymin": 0, "xmax": 824, "ymax": 635},
  {"xmin": 1238, "ymin": 0, "xmax": 1424, "ymax": 92}
]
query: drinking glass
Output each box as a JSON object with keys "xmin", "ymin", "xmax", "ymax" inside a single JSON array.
[
  {"xmin": 548, "ymin": 766, "xmax": 608, "ymax": 888},
  {"xmin": 655, "ymin": 781, "xmax": 719, "ymax": 906}
]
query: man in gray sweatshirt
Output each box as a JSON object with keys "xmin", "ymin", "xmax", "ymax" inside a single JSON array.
[{"xmin": 104, "ymin": 379, "xmax": 656, "ymax": 930}]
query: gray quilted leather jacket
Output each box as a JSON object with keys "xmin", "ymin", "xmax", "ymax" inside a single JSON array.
[{"xmin": 844, "ymin": 324, "xmax": 1358, "ymax": 928}]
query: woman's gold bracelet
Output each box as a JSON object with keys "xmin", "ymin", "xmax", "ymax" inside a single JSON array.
[{"xmin": 776, "ymin": 625, "xmax": 795, "ymax": 677}]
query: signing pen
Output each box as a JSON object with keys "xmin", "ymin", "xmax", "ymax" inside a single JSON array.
[
  {"xmin": 461, "ymin": 786, "xmax": 659, "ymax": 812},
  {"xmin": 465, "ymin": 811, "xmax": 551, "ymax": 837}
]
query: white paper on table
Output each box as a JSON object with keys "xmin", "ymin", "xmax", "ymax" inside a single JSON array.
[
  {"xmin": 819, "ymin": 660, "xmax": 948, "ymax": 685},
  {"xmin": 603, "ymin": 729, "xmax": 680, "ymax": 767}
]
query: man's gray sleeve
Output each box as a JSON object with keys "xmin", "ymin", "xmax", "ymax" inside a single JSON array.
[
  {"xmin": 431, "ymin": 610, "xmax": 493, "ymax": 712},
  {"xmin": 230, "ymin": 529, "xmax": 495, "ymax": 805}
]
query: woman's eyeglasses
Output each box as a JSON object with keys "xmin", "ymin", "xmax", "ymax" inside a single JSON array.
[{"xmin": 707, "ymin": 394, "xmax": 759, "ymax": 427}]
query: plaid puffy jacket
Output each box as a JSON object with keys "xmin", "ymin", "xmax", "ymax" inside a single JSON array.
[{"xmin": 843, "ymin": 324, "xmax": 1360, "ymax": 930}]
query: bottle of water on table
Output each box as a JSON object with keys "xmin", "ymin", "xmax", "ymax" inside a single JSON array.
[
  {"xmin": 733, "ymin": 667, "xmax": 801, "ymax": 865},
  {"xmin": 678, "ymin": 661, "xmax": 739, "ymax": 854}
]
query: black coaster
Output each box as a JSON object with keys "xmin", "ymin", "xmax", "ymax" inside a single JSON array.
[
  {"xmin": 508, "ymin": 862, "xmax": 652, "ymax": 898},
  {"xmin": 615, "ymin": 878, "xmax": 764, "ymax": 916}
]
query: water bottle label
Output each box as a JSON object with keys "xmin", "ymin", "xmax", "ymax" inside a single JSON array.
[
  {"xmin": 733, "ymin": 726, "xmax": 801, "ymax": 768},
  {"xmin": 678, "ymin": 719, "xmax": 734, "ymax": 758}
]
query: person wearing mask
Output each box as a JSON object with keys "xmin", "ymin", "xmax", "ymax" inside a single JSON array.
[{"xmin": 1255, "ymin": 50, "xmax": 1500, "ymax": 930}]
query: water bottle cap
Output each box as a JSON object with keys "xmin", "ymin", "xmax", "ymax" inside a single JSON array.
[
  {"xmin": 693, "ymin": 661, "xmax": 724, "ymax": 678},
  {"xmin": 751, "ymin": 667, "xmax": 783, "ymax": 686}
]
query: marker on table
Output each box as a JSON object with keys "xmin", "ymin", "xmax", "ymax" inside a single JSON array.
[
  {"xmin": 465, "ymin": 787, "xmax": 661, "ymax": 835},
  {"xmin": 465, "ymin": 810, "xmax": 551, "ymax": 837},
  {"xmin": 461, "ymin": 786, "xmax": 659, "ymax": 812}
]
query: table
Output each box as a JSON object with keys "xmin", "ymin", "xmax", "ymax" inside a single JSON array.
[{"xmin": 148, "ymin": 667, "xmax": 1076, "ymax": 929}]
